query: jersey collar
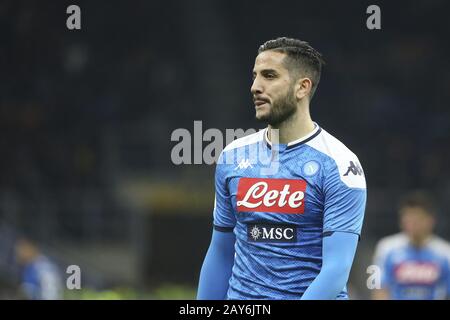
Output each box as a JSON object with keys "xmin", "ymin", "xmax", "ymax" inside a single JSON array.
[{"xmin": 264, "ymin": 122, "xmax": 322, "ymax": 150}]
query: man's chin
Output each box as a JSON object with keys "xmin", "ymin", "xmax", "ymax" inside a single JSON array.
[
  {"xmin": 255, "ymin": 112, "xmax": 270, "ymax": 123},
  {"xmin": 255, "ymin": 105, "xmax": 271, "ymax": 119},
  {"xmin": 256, "ymin": 112, "xmax": 289, "ymax": 127}
]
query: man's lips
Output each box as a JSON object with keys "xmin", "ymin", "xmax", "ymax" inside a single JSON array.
[{"xmin": 254, "ymin": 99, "xmax": 269, "ymax": 106}]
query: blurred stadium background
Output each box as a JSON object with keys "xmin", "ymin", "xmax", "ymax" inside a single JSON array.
[{"xmin": 1, "ymin": 0, "xmax": 449, "ymax": 299}]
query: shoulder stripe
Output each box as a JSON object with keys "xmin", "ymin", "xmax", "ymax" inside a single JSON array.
[{"xmin": 214, "ymin": 225, "xmax": 234, "ymax": 232}]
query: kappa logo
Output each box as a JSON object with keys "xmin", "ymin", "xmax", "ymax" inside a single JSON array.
[
  {"xmin": 247, "ymin": 224, "xmax": 297, "ymax": 242},
  {"xmin": 235, "ymin": 159, "xmax": 253, "ymax": 170},
  {"xmin": 343, "ymin": 161, "xmax": 363, "ymax": 176}
]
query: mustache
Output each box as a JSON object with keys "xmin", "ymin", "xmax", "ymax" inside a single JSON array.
[{"xmin": 253, "ymin": 96, "xmax": 270, "ymax": 103}]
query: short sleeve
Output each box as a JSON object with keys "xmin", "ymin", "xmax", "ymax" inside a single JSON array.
[
  {"xmin": 213, "ymin": 152, "xmax": 236, "ymax": 231},
  {"xmin": 323, "ymin": 158, "xmax": 367, "ymax": 236}
]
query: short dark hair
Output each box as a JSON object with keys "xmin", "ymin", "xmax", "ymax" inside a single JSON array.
[
  {"xmin": 398, "ymin": 191, "xmax": 436, "ymax": 216},
  {"xmin": 258, "ymin": 37, "xmax": 325, "ymax": 99}
]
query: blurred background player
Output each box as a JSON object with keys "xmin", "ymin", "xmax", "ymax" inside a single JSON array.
[
  {"xmin": 15, "ymin": 236, "xmax": 63, "ymax": 300},
  {"xmin": 372, "ymin": 191, "xmax": 450, "ymax": 300}
]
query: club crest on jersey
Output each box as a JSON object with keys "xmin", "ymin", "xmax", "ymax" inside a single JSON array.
[
  {"xmin": 236, "ymin": 178, "xmax": 306, "ymax": 213},
  {"xmin": 302, "ymin": 160, "xmax": 320, "ymax": 177},
  {"xmin": 247, "ymin": 223, "xmax": 297, "ymax": 242}
]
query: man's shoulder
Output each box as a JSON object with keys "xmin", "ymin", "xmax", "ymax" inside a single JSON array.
[
  {"xmin": 306, "ymin": 127, "xmax": 360, "ymax": 163},
  {"xmin": 222, "ymin": 129, "xmax": 265, "ymax": 153},
  {"xmin": 34, "ymin": 256, "xmax": 60, "ymax": 272},
  {"xmin": 429, "ymin": 236, "xmax": 450, "ymax": 262},
  {"xmin": 216, "ymin": 129, "xmax": 265, "ymax": 168},
  {"xmin": 376, "ymin": 233, "xmax": 409, "ymax": 252},
  {"xmin": 306, "ymin": 126, "xmax": 366, "ymax": 188},
  {"xmin": 373, "ymin": 233, "xmax": 409, "ymax": 263}
]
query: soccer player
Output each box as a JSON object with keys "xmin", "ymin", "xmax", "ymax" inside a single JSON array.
[
  {"xmin": 15, "ymin": 236, "xmax": 63, "ymax": 300},
  {"xmin": 197, "ymin": 37, "xmax": 367, "ymax": 300},
  {"xmin": 372, "ymin": 191, "xmax": 450, "ymax": 300}
]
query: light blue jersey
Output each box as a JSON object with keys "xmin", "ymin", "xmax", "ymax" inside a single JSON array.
[
  {"xmin": 22, "ymin": 255, "xmax": 63, "ymax": 300},
  {"xmin": 213, "ymin": 123, "xmax": 367, "ymax": 299},
  {"xmin": 375, "ymin": 233, "xmax": 450, "ymax": 300}
]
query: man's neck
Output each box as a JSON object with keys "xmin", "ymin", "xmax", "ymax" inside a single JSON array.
[
  {"xmin": 409, "ymin": 235, "xmax": 432, "ymax": 248},
  {"xmin": 267, "ymin": 107, "xmax": 315, "ymax": 144}
]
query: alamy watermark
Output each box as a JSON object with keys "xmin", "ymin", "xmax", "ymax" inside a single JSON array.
[
  {"xmin": 366, "ymin": 264, "xmax": 381, "ymax": 290},
  {"xmin": 65, "ymin": 5, "xmax": 380, "ymax": 31},
  {"xmin": 66, "ymin": 265, "xmax": 81, "ymax": 290},
  {"xmin": 171, "ymin": 121, "xmax": 280, "ymax": 175},
  {"xmin": 66, "ymin": 5, "xmax": 81, "ymax": 30},
  {"xmin": 366, "ymin": 5, "xmax": 381, "ymax": 30}
]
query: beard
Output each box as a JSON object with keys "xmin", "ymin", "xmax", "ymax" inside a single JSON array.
[{"xmin": 255, "ymin": 86, "xmax": 297, "ymax": 127}]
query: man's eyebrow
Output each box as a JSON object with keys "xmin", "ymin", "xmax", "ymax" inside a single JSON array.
[
  {"xmin": 253, "ymin": 68, "xmax": 279, "ymax": 75},
  {"xmin": 261, "ymin": 69, "xmax": 278, "ymax": 73}
]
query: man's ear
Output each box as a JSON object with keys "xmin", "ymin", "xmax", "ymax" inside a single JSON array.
[{"xmin": 295, "ymin": 77, "xmax": 313, "ymax": 100}]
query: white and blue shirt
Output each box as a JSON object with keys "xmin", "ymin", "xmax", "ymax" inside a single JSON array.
[
  {"xmin": 374, "ymin": 233, "xmax": 450, "ymax": 300},
  {"xmin": 213, "ymin": 123, "xmax": 367, "ymax": 299}
]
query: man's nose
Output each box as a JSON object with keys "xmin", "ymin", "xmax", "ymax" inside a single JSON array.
[{"xmin": 251, "ymin": 78, "xmax": 263, "ymax": 95}]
